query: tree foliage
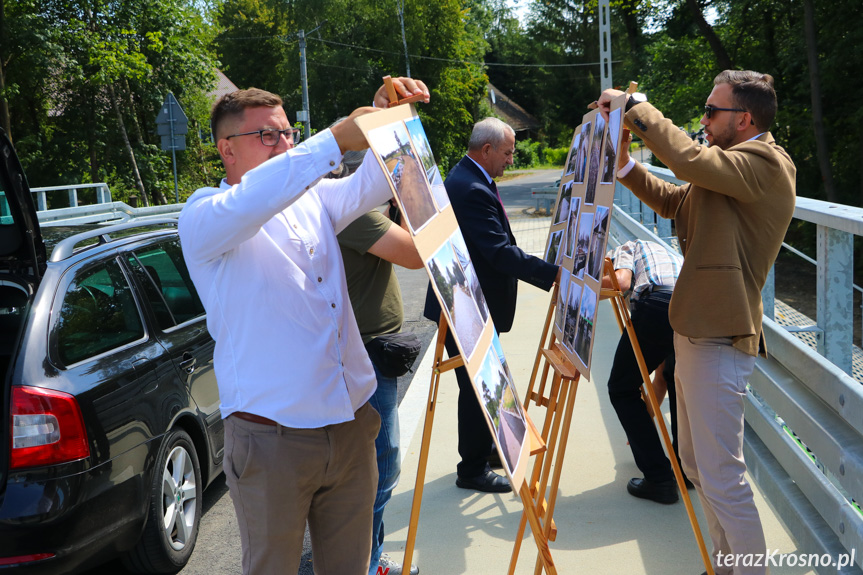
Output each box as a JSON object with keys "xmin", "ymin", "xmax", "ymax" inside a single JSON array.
[{"xmin": 2, "ymin": 0, "xmax": 861, "ymax": 207}]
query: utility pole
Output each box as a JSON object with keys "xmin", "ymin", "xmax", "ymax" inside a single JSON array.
[
  {"xmin": 397, "ymin": 0, "xmax": 410, "ymax": 76},
  {"xmin": 298, "ymin": 29, "xmax": 311, "ymax": 141},
  {"xmin": 599, "ymin": 0, "xmax": 612, "ymax": 90}
]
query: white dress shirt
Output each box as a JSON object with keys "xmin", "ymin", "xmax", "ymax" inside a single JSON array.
[{"xmin": 179, "ymin": 129, "xmax": 392, "ymax": 428}]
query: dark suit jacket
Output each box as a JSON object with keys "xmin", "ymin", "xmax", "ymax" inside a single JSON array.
[
  {"xmin": 620, "ymin": 103, "xmax": 796, "ymax": 356},
  {"xmin": 423, "ymin": 156, "xmax": 558, "ymax": 333}
]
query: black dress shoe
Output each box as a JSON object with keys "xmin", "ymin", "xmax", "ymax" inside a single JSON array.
[
  {"xmin": 456, "ymin": 469, "xmax": 512, "ymax": 493},
  {"xmin": 626, "ymin": 477, "xmax": 678, "ymax": 504}
]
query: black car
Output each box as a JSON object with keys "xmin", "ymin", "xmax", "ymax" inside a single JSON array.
[{"xmin": 0, "ymin": 129, "xmax": 223, "ymax": 574}]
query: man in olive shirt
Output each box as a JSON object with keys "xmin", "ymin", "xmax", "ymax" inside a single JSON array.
[{"xmin": 336, "ymin": 153, "xmax": 422, "ymax": 575}]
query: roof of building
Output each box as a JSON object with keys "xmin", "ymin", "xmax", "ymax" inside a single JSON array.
[
  {"xmin": 210, "ymin": 70, "xmax": 240, "ymax": 103},
  {"xmin": 486, "ymin": 83, "xmax": 541, "ymax": 133}
]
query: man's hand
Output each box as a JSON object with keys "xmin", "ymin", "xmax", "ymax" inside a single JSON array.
[
  {"xmin": 597, "ymin": 88, "xmax": 625, "ymax": 122},
  {"xmin": 373, "ymin": 77, "xmax": 430, "ymax": 109},
  {"xmin": 330, "ymin": 107, "xmax": 378, "ymax": 154},
  {"xmin": 619, "ymin": 128, "xmax": 632, "ymax": 170}
]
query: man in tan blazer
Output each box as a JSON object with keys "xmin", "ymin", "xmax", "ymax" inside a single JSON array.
[{"xmin": 598, "ymin": 70, "xmax": 796, "ymax": 575}]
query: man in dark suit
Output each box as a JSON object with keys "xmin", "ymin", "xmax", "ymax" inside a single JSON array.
[{"xmin": 423, "ymin": 118, "xmax": 561, "ymax": 493}]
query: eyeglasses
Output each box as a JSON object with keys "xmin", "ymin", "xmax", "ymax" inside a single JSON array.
[
  {"xmin": 225, "ymin": 128, "xmax": 302, "ymax": 146},
  {"xmin": 703, "ymin": 105, "xmax": 747, "ymax": 119}
]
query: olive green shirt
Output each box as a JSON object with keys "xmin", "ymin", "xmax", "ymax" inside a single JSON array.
[{"xmin": 338, "ymin": 210, "xmax": 404, "ymax": 344}]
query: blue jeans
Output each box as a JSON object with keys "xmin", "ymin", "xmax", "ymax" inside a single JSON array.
[{"xmin": 368, "ymin": 364, "xmax": 401, "ymax": 574}]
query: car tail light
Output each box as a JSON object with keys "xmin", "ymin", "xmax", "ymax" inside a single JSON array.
[
  {"xmin": 0, "ymin": 553, "xmax": 55, "ymax": 566},
  {"xmin": 11, "ymin": 386, "xmax": 89, "ymax": 469}
]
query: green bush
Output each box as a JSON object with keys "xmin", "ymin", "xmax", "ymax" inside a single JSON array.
[
  {"xmin": 543, "ymin": 147, "xmax": 569, "ymax": 166},
  {"xmin": 514, "ymin": 139, "xmax": 542, "ymax": 168}
]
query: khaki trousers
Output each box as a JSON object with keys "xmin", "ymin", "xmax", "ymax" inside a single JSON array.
[
  {"xmin": 224, "ymin": 402, "xmax": 380, "ymax": 575},
  {"xmin": 674, "ymin": 334, "xmax": 767, "ymax": 575}
]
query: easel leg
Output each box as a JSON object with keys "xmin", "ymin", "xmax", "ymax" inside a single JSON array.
[
  {"xmin": 403, "ymin": 317, "xmax": 463, "ymax": 570},
  {"xmin": 520, "ymin": 483, "xmax": 557, "ymax": 575},
  {"xmin": 603, "ymin": 260, "xmax": 715, "ymax": 575}
]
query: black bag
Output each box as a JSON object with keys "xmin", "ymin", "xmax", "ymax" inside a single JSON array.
[{"xmin": 365, "ymin": 332, "xmax": 421, "ymax": 378}]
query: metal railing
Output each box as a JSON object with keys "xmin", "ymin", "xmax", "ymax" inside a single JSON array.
[
  {"xmin": 613, "ymin": 168, "xmax": 863, "ymax": 574},
  {"xmin": 28, "ymin": 183, "xmax": 183, "ymax": 226},
  {"xmin": 30, "ymin": 183, "xmax": 112, "ymax": 211}
]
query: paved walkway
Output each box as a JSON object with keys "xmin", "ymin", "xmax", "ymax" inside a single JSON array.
[{"xmin": 384, "ymin": 172, "xmax": 816, "ymax": 574}]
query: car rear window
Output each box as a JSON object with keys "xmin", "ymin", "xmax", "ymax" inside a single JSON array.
[
  {"xmin": 127, "ymin": 239, "xmax": 205, "ymax": 329},
  {"xmin": 55, "ymin": 259, "xmax": 145, "ymax": 365}
]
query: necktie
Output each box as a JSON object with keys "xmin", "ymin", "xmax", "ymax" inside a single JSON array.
[{"xmin": 490, "ymin": 179, "xmax": 509, "ymax": 221}]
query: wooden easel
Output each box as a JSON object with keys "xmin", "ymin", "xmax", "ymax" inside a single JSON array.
[
  {"xmin": 508, "ymin": 260, "xmax": 715, "ymax": 574},
  {"xmin": 403, "ymin": 314, "xmax": 557, "ymax": 574},
  {"xmin": 382, "ymin": 75, "xmax": 426, "ymax": 107},
  {"xmin": 508, "ymin": 281, "xmax": 581, "ymax": 575},
  {"xmin": 602, "ymin": 259, "xmax": 714, "ymax": 575}
]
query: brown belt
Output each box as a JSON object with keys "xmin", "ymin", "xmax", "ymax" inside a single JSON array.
[{"xmin": 231, "ymin": 411, "xmax": 279, "ymax": 426}]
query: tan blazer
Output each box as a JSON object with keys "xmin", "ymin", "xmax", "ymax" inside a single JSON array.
[{"xmin": 619, "ymin": 103, "xmax": 796, "ymax": 356}]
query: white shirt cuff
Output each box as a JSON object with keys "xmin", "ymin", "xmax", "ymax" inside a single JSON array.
[{"xmin": 617, "ymin": 158, "xmax": 637, "ymax": 179}]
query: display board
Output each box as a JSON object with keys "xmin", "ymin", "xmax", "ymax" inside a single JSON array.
[
  {"xmin": 356, "ymin": 106, "xmax": 529, "ymax": 491},
  {"xmin": 542, "ymin": 93, "xmax": 627, "ymax": 375}
]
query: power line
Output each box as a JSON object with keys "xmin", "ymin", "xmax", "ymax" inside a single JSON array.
[
  {"xmin": 220, "ymin": 33, "xmax": 618, "ymax": 68},
  {"xmin": 311, "ymin": 37, "xmax": 618, "ymax": 68}
]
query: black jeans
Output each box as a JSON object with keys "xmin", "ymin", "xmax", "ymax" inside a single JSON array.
[
  {"xmin": 445, "ymin": 332, "xmax": 494, "ymax": 479},
  {"xmin": 607, "ymin": 291, "xmax": 679, "ymax": 483}
]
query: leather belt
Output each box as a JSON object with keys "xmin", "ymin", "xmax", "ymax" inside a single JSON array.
[
  {"xmin": 648, "ymin": 284, "xmax": 675, "ymax": 294},
  {"xmin": 231, "ymin": 411, "xmax": 279, "ymax": 426}
]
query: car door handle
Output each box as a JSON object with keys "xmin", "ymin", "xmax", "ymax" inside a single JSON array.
[{"xmin": 179, "ymin": 352, "xmax": 197, "ymax": 374}]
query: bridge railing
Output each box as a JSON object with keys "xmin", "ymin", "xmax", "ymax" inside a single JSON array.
[{"xmin": 613, "ymin": 169, "xmax": 863, "ymax": 574}]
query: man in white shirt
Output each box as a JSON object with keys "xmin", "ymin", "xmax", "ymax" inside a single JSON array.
[{"xmin": 179, "ymin": 78, "xmax": 428, "ymax": 575}]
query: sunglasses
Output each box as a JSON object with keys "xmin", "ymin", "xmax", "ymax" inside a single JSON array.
[
  {"xmin": 225, "ymin": 128, "xmax": 302, "ymax": 147},
  {"xmin": 703, "ymin": 105, "xmax": 747, "ymax": 119}
]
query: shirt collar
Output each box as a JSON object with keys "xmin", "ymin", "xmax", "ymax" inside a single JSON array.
[{"xmin": 465, "ymin": 155, "xmax": 494, "ymax": 185}]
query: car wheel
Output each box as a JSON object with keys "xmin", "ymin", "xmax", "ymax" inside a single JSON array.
[{"xmin": 123, "ymin": 428, "xmax": 202, "ymax": 574}]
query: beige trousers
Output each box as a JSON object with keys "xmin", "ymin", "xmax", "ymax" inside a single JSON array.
[
  {"xmin": 674, "ymin": 334, "xmax": 767, "ymax": 575},
  {"xmin": 224, "ymin": 402, "xmax": 380, "ymax": 575}
]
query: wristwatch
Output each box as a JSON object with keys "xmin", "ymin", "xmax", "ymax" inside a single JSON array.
[{"xmin": 625, "ymin": 92, "xmax": 647, "ymax": 113}]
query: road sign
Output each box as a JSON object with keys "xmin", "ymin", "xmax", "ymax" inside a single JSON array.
[
  {"xmin": 156, "ymin": 93, "xmax": 188, "ymax": 138},
  {"xmin": 155, "ymin": 93, "xmax": 188, "ymax": 202},
  {"xmin": 160, "ymin": 135, "xmax": 186, "ymax": 151}
]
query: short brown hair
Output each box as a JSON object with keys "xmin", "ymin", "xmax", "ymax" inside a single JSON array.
[
  {"xmin": 210, "ymin": 88, "xmax": 283, "ymax": 141},
  {"xmin": 714, "ymin": 70, "xmax": 777, "ymax": 132}
]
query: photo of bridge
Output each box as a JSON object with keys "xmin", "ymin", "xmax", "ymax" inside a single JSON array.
[
  {"xmin": 368, "ymin": 120, "xmax": 438, "ymax": 234},
  {"xmin": 475, "ymin": 345, "xmax": 526, "ymax": 476},
  {"xmin": 427, "ymin": 239, "xmax": 485, "ymax": 360}
]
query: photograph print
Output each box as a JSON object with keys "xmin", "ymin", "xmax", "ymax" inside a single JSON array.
[
  {"xmin": 404, "ymin": 116, "xmax": 450, "ymax": 211},
  {"xmin": 368, "ymin": 121, "xmax": 437, "ymax": 233},
  {"xmin": 573, "ymin": 122, "xmax": 591, "ymax": 184},
  {"xmin": 574, "ymin": 212, "xmax": 593, "ymax": 280},
  {"xmin": 587, "ymin": 206, "xmax": 610, "ymax": 281},
  {"xmin": 545, "ymin": 229, "xmax": 564, "ymax": 266},
  {"xmin": 563, "ymin": 130, "xmax": 582, "ymax": 177},
  {"xmin": 564, "ymin": 197, "xmax": 582, "ymax": 261},
  {"xmin": 573, "ymin": 287, "xmax": 598, "ymax": 368},
  {"xmin": 475, "ymin": 345, "xmax": 526, "ymax": 476},
  {"xmin": 553, "ymin": 180, "xmax": 573, "ymax": 225},
  {"xmin": 584, "ymin": 113, "xmax": 606, "ymax": 205},
  {"xmin": 426, "ymin": 240, "xmax": 485, "ymax": 360},
  {"xmin": 601, "ymin": 107, "xmax": 622, "ymax": 185},
  {"xmin": 561, "ymin": 279, "xmax": 583, "ymax": 354},
  {"xmin": 450, "ymin": 230, "xmax": 490, "ymax": 324},
  {"xmin": 555, "ymin": 269, "xmax": 570, "ymax": 333}
]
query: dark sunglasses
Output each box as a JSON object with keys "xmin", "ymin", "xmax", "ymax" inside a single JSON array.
[
  {"xmin": 703, "ymin": 105, "xmax": 747, "ymax": 119},
  {"xmin": 225, "ymin": 128, "xmax": 302, "ymax": 147}
]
